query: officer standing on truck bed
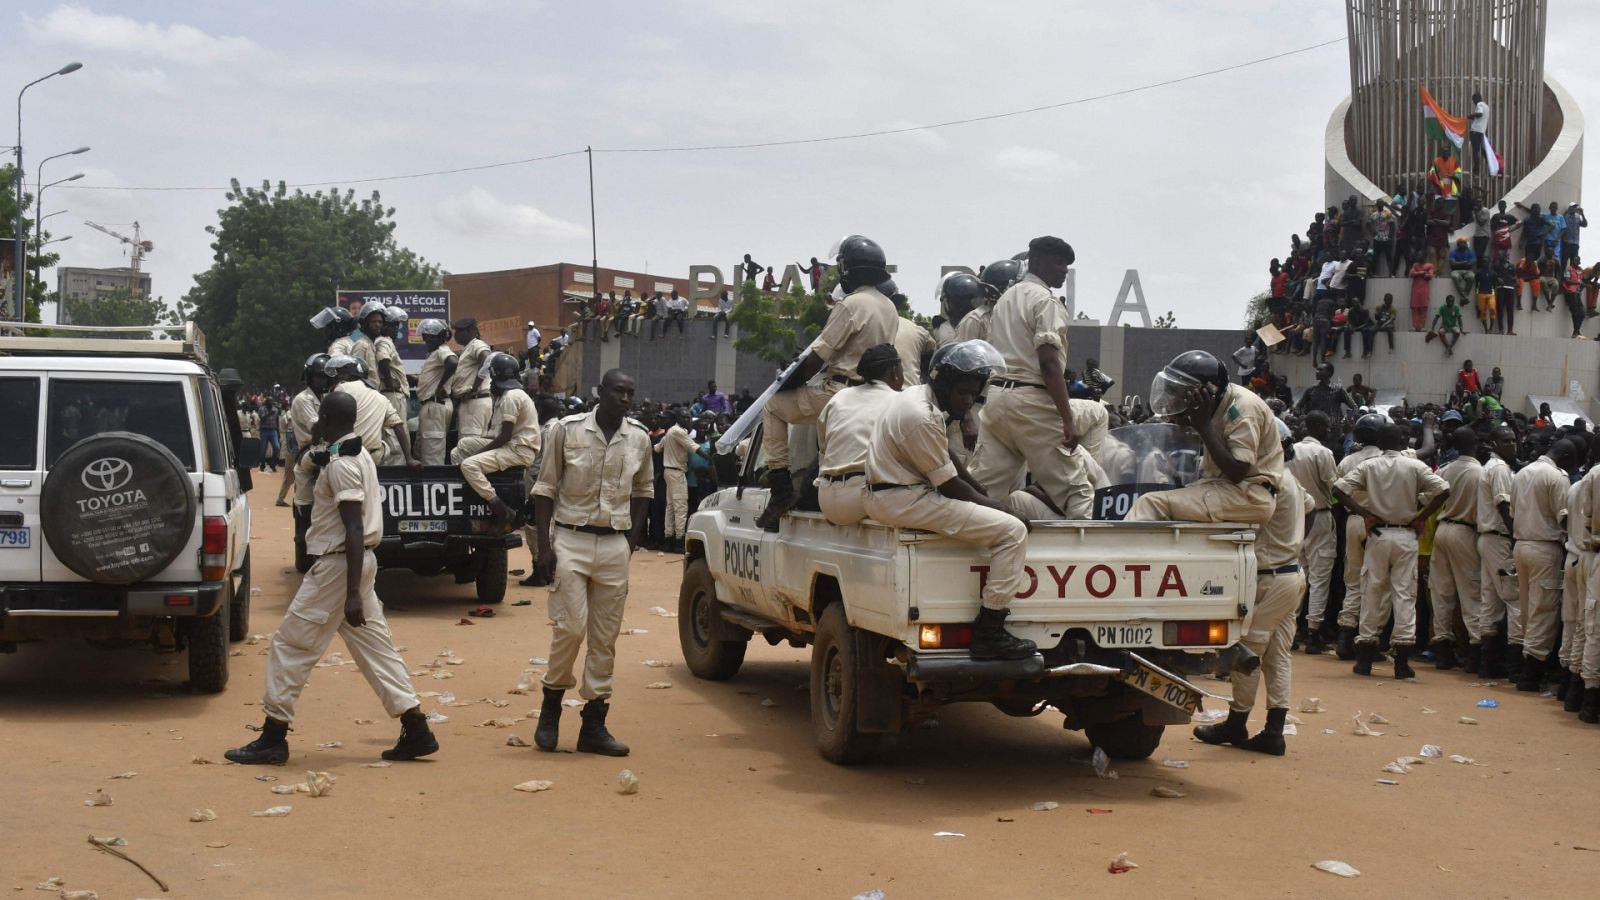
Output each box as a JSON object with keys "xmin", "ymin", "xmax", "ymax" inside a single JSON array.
[
  {"xmin": 327, "ymin": 355, "xmax": 419, "ymax": 468},
  {"xmin": 224, "ymin": 391, "xmax": 439, "ymax": 765},
  {"xmin": 529, "ymin": 368, "xmax": 653, "ymax": 757},
  {"xmin": 449, "ymin": 318, "xmax": 495, "ymax": 462},
  {"xmin": 378, "ymin": 305, "xmax": 410, "ymax": 424},
  {"xmin": 350, "ymin": 301, "xmax": 386, "ymax": 391},
  {"xmin": 313, "ymin": 305, "xmax": 358, "ymax": 359},
  {"xmin": 458, "ymin": 352, "xmax": 541, "ymax": 533},
  {"xmin": 415, "ymin": 319, "xmax": 457, "ymax": 466}
]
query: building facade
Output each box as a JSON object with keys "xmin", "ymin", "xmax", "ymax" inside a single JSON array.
[
  {"xmin": 55, "ymin": 266, "xmax": 154, "ymax": 325},
  {"xmin": 442, "ymin": 263, "xmax": 697, "ymax": 349}
]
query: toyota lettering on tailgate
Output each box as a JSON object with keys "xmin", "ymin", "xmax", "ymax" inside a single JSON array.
[{"xmin": 969, "ymin": 563, "xmax": 1209, "ymax": 599}]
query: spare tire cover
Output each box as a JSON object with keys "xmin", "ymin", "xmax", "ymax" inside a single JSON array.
[{"xmin": 42, "ymin": 431, "xmax": 198, "ymax": 585}]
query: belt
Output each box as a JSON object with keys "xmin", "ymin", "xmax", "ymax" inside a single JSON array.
[
  {"xmin": 1519, "ymin": 537, "xmax": 1564, "ymax": 544},
  {"xmin": 828, "ymin": 375, "xmax": 865, "ymax": 386},
  {"xmin": 556, "ymin": 522, "xmax": 626, "ymax": 536},
  {"xmin": 1262, "ymin": 564, "xmax": 1301, "ymax": 575},
  {"xmin": 990, "ymin": 378, "xmax": 1044, "ymax": 390},
  {"xmin": 1440, "ymin": 517, "xmax": 1475, "ymax": 528},
  {"xmin": 1369, "ymin": 523, "xmax": 1414, "ymax": 534},
  {"xmin": 821, "ymin": 471, "xmax": 864, "ymax": 483},
  {"xmin": 1479, "ymin": 529, "xmax": 1510, "ymax": 538},
  {"xmin": 867, "ymin": 482, "xmax": 916, "ymax": 492},
  {"xmin": 315, "ymin": 546, "xmax": 376, "ymax": 557},
  {"xmin": 664, "ymin": 466, "xmax": 684, "ymax": 472}
]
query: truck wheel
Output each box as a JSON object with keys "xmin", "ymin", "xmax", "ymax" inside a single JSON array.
[
  {"xmin": 188, "ymin": 601, "xmax": 230, "ymax": 694},
  {"xmin": 1084, "ymin": 718, "xmax": 1165, "ymax": 760},
  {"xmin": 811, "ymin": 604, "xmax": 882, "ymax": 765},
  {"xmin": 678, "ymin": 558, "xmax": 747, "ymax": 680},
  {"xmin": 229, "ymin": 550, "xmax": 251, "ymax": 642},
  {"xmin": 475, "ymin": 545, "xmax": 508, "ymax": 604}
]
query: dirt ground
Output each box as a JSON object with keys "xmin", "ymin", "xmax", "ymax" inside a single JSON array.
[{"xmin": 5, "ymin": 500, "xmax": 1600, "ymax": 899}]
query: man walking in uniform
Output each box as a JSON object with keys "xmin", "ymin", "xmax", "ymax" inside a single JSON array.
[
  {"xmin": 970, "ymin": 237, "xmax": 1094, "ymax": 516},
  {"xmin": 815, "ymin": 344, "xmax": 903, "ymax": 526},
  {"xmin": 1287, "ymin": 411, "xmax": 1338, "ymax": 654},
  {"xmin": 1429, "ymin": 428, "xmax": 1484, "ymax": 671},
  {"xmin": 1334, "ymin": 424, "xmax": 1450, "ymax": 680},
  {"xmin": 224, "ymin": 392, "xmax": 438, "ymax": 764},
  {"xmin": 1512, "ymin": 438, "xmax": 1581, "ymax": 692},
  {"xmin": 531, "ymin": 369, "xmax": 653, "ymax": 756},
  {"xmin": 1477, "ymin": 426, "xmax": 1518, "ymax": 678},
  {"xmin": 415, "ymin": 319, "xmax": 457, "ymax": 466},
  {"xmin": 449, "ymin": 318, "xmax": 494, "ymax": 461},
  {"xmin": 458, "ymin": 352, "xmax": 541, "ymax": 533},
  {"xmin": 654, "ymin": 410, "xmax": 710, "ymax": 553}
]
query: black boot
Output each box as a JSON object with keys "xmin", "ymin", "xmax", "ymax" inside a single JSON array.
[
  {"xmin": 1484, "ymin": 633, "xmax": 1509, "ymax": 678},
  {"xmin": 224, "ymin": 718, "xmax": 290, "ymax": 765},
  {"xmin": 1504, "ymin": 643, "xmax": 1525, "ymax": 682},
  {"xmin": 1393, "ymin": 645, "xmax": 1417, "ymax": 680},
  {"xmin": 754, "ymin": 469, "xmax": 794, "ymax": 532},
  {"xmin": 1336, "ymin": 627, "xmax": 1358, "ymax": 661},
  {"xmin": 1563, "ymin": 672, "xmax": 1585, "ymax": 713},
  {"xmin": 383, "ymin": 707, "xmax": 440, "ymax": 761},
  {"xmin": 488, "ymin": 498, "xmax": 517, "ymax": 535},
  {"xmin": 534, "ymin": 688, "xmax": 563, "ymax": 752},
  {"xmin": 1580, "ymin": 688, "xmax": 1600, "ymax": 724},
  {"xmin": 1353, "ymin": 641, "xmax": 1378, "ymax": 676},
  {"xmin": 576, "ymin": 699, "xmax": 630, "ymax": 757},
  {"xmin": 1516, "ymin": 652, "xmax": 1544, "ymax": 692},
  {"xmin": 1241, "ymin": 707, "xmax": 1289, "ymax": 756},
  {"xmin": 1463, "ymin": 642, "xmax": 1482, "ymax": 675},
  {"xmin": 1555, "ymin": 669, "xmax": 1572, "ymax": 703},
  {"xmin": 1432, "ymin": 640, "xmax": 1458, "ymax": 671},
  {"xmin": 1304, "ymin": 630, "xmax": 1327, "ymax": 656},
  {"xmin": 1194, "ymin": 707, "xmax": 1250, "ymax": 747},
  {"xmin": 969, "ymin": 606, "xmax": 1037, "ymax": 661}
]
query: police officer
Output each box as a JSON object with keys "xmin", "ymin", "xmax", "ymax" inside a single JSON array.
[
  {"xmin": 378, "ymin": 305, "xmax": 409, "ymax": 422},
  {"xmin": 1333, "ymin": 412, "xmax": 1388, "ymax": 660},
  {"xmin": 328, "ymin": 355, "xmax": 418, "ymax": 467},
  {"xmin": 863, "ymin": 340, "xmax": 1034, "ymax": 660},
  {"xmin": 1580, "ymin": 436, "xmax": 1600, "ymax": 721},
  {"xmin": 449, "ymin": 318, "xmax": 494, "ymax": 460},
  {"xmin": 1127, "ymin": 349, "xmax": 1284, "ymax": 525},
  {"xmin": 957, "ymin": 258, "xmax": 1022, "ymax": 343},
  {"xmin": 530, "ymin": 369, "xmax": 654, "ymax": 757},
  {"xmin": 350, "ymin": 301, "xmax": 386, "ymax": 391},
  {"xmin": 889, "ymin": 287, "xmax": 936, "ymax": 386},
  {"xmin": 1559, "ymin": 434, "xmax": 1599, "ymax": 710},
  {"xmin": 970, "ymin": 238, "xmax": 1094, "ymax": 517},
  {"xmin": 1287, "ymin": 411, "xmax": 1338, "ymax": 654},
  {"xmin": 1476, "ymin": 425, "xmax": 1518, "ymax": 678},
  {"xmin": 415, "ymin": 319, "xmax": 457, "ymax": 466},
  {"xmin": 1512, "ymin": 437, "xmax": 1580, "ymax": 692},
  {"xmin": 933, "ymin": 272, "xmax": 984, "ymax": 346},
  {"xmin": 815, "ymin": 344, "xmax": 903, "ymax": 526},
  {"xmin": 755, "ymin": 235, "xmax": 898, "ymax": 530},
  {"xmin": 313, "ymin": 305, "xmax": 358, "ymax": 358},
  {"xmin": 224, "ymin": 391, "xmax": 438, "ymax": 765},
  {"xmin": 1334, "ymin": 423, "xmax": 1450, "ymax": 679},
  {"xmin": 286, "ymin": 354, "xmax": 330, "ymax": 552},
  {"xmin": 1430, "ymin": 427, "xmax": 1484, "ymax": 670},
  {"xmin": 654, "ymin": 411, "xmax": 710, "ymax": 553},
  {"xmin": 458, "ymin": 352, "xmax": 541, "ymax": 533}
]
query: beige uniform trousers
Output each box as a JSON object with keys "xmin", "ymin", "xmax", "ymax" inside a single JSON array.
[
  {"xmin": 1127, "ymin": 478, "xmax": 1275, "ymax": 526},
  {"xmin": 542, "ymin": 528, "xmax": 632, "ymax": 701},
  {"xmin": 1515, "ymin": 539, "xmax": 1565, "ymax": 661},
  {"xmin": 1561, "ymin": 550, "xmax": 1590, "ymax": 670},
  {"xmin": 1359, "ymin": 528, "xmax": 1419, "ymax": 646},
  {"xmin": 456, "ymin": 397, "xmax": 493, "ymax": 445},
  {"xmin": 1582, "ymin": 553, "xmax": 1600, "ymax": 687},
  {"xmin": 664, "ymin": 468, "xmax": 688, "ymax": 538},
  {"xmin": 1429, "ymin": 521, "xmax": 1483, "ymax": 642},
  {"xmin": 450, "ymin": 435, "xmax": 494, "ymax": 465},
  {"xmin": 817, "ymin": 474, "xmax": 867, "ymax": 526},
  {"xmin": 762, "ymin": 380, "xmax": 841, "ymax": 471},
  {"xmin": 1301, "ymin": 510, "xmax": 1337, "ymax": 628},
  {"xmin": 1478, "ymin": 533, "xmax": 1518, "ymax": 641},
  {"xmin": 864, "ymin": 485, "xmax": 1027, "ymax": 610},
  {"xmin": 1231, "ymin": 570, "xmax": 1304, "ymax": 712},
  {"xmin": 970, "ymin": 385, "xmax": 1093, "ymax": 518},
  {"xmin": 262, "ymin": 550, "xmax": 419, "ymax": 723},
  {"xmin": 461, "ymin": 443, "xmax": 538, "ymax": 502},
  {"xmin": 418, "ymin": 399, "xmax": 452, "ymax": 466},
  {"xmin": 385, "ymin": 391, "xmax": 408, "ymax": 426},
  {"xmin": 1338, "ymin": 516, "xmax": 1368, "ymax": 630}
]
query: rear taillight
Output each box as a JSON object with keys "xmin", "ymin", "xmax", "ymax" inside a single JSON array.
[
  {"xmin": 1163, "ymin": 620, "xmax": 1230, "ymax": 646},
  {"xmin": 202, "ymin": 516, "xmax": 228, "ymax": 580},
  {"xmin": 917, "ymin": 623, "xmax": 974, "ymax": 649}
]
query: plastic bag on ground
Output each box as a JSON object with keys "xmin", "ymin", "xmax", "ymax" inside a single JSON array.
[
  {"xmin": 648, "ymin": 606, "xmax": 677, "ymax": 617},
  {"xmin": 852, "ymin": 892, "xmax": 885, "ymax": 900},
  {"xmin": 1381, "ymin": 760, "xmax": 1411, "ymax": 775},
  {"xmin": 1091, "ymin": 747, "xmax": 1119, "ymax": 780},
  {"xmin": 251, "ymin": 805, "xmax": 292, "ymax": 817},
  {"xmin": 1108, "ymin": 852, "xmax": 1138, "ymax": 874},
  {"xmin": 616, "ymin": 769, "xmax": 639, "ymax": 795},
  {"xmin": 513, "ymin": 780, "xmax": 554, "ymax": 793},
  {"xmin": 1312, "ymin": 860, "xmax": 1360, "ymax": 878},
  {"xmin": 83, "ymin": 790, "xmax": 113, "ymax": 807},
  {"xmin": 1151, "ymin": 786, "xmax": 1185, "ymax": 799},
  {"xmin": 190, "ymin": 809, "xmax": 216, "ymax": 822},
  {"xmin": 1352, "ymin": 712, "xmax": 1384, "ymax": 736},
  {"xmin": 1032, "ymin": 801, "xmax": 1059, "ymax": 811},
  {"xmin": 1419, "ymin": 744, "xmax": 1443, "ymax": 758},
  {"xmin": 1299, "ymin": 697, "xmax": 1326, "ymax": 713}
]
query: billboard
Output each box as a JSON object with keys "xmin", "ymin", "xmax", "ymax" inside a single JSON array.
[{"xmin": 336, "ymin": 289, "xmax": 450, "ymax": 373}]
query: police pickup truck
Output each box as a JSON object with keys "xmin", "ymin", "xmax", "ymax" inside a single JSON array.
[
  {"xmin": 678, "ymin": 426, "xmax": 1257, "ymax": 763},
  {"xmin": 366, "ymin": 465, "xmax": 524, "ymax": 604}
]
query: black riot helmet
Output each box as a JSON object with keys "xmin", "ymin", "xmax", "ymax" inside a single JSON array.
[
  {"xmin": 978, "ymin": 258, "xmax": 1024, "ymax": 301},
  {"xmin": 833, "ymin": 235, "xmax": 890, "ymax": 292},
  {"xmin": 1149, "ymin": 350, "xmax": 1230, "ymax": 418},
  {"xmin": 324, "ymin": 354, "xmax": 368, "ymax": 384},
  {"xmin": 311, "ymin": 305, "xmax": 356, "ymax": 338},
  {"xmin": 1353, "ymin": 413, "xmax": 1388, "ymax": 445},
  {"xmin": 937, "ymin": 273, "xmax": 984, "ymax": 324},
  {"xmin": 303, "ymin": 352, "xmax": 331, "ymax": 391},
  {"xmin": 487, "ymin": 352, "xmax": 522, "ymax": 392}
]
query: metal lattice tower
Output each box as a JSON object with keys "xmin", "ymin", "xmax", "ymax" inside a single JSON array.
[{"xmin": 1344, "ymin": 0, "xmax": 1548, "ymax": 198}]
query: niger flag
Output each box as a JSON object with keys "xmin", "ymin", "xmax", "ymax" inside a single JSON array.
[{"xmin": 1421, "ymin": 84, "xmax": 1503, "ymax": 176}]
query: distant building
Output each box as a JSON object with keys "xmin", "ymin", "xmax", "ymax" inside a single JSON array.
[
  {"xmin": 56, "ymin": 266, "xmax": 153, "ymax": 325},
  {"xmin": 442, "ymin": 263, "xmax": 696, "ymax": 348}
]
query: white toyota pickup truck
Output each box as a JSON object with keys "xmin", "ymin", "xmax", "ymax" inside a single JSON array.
[{"xmin": 678, "ymin": 425, "xmax": 1258, "ymax": 763}]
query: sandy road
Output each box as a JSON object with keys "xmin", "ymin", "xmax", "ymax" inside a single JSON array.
[{"xmin": 5, "ymin": 500, "xmax": 1600, "ymax": 898}]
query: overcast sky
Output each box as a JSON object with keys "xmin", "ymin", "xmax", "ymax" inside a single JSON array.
[{"xmin": 6, "ymin": 1, "xmax": 1600, "ymax": 327}]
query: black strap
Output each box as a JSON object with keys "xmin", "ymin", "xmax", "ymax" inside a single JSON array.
[
  {"xmin": 556, "ymin": 522, "xmax": 626, "ymax": 536},
  {"xmin": 829, "ymin": 374, "xmax": 865, "ymax": 386},
  {"xmin": 991, "ymin": 378, "xmax": 1044, "ymax": 390},
  {"xmin": 822, "ymin": 471, "xmax": 864, "ymax": 483},
  {"xmin": 1262, "ymin": 564, "xmax": 1301, "ymax": 575},
  {"xmin": 867, "ymin": 482, "xmax": 916, "ymax": 493},
  {"xmin": 1440, "ymin": 517, "xmax": 1475, "ymax": 528}
]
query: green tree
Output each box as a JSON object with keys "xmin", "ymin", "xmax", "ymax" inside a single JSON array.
[
  {"xmin": 1153, "ymin": 310, "xmax": 1177, "ymax": 328},
  {"xmin": 60, "ymin": 286, "xmax": 168, "ymax": 330},
  {"xmin": 0, "ymin": 163, "xmax": 62, "ymax": 322},
  {"xmin": 728, "ymin": 271, "xmax": 834, "ymax": 365},
  {"xmin": 184, "ymin": 179, "xmax": 442, "ymax": 386}
]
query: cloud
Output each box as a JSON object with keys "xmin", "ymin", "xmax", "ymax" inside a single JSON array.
[
  {"xmin": 992, "ymin": 145, "xmax": 1080, "ymax": 182},
  {"xmin": 100, "ymin": 66, "xmax": 179, "ymax": 97},
  {"xmin": 24, "ymin": 5, "xmax": 258, "ymax": 65},
  {"xmin": 433, "ymin": 187, "xmax": 587, "ymax": 240}
]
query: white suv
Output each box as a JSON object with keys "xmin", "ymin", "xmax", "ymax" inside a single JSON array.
[{"xmin": 0, "ymin": 324, "xmax": 251, "ymax": 692}]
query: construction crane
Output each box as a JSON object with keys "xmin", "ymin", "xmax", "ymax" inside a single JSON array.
[{"xmin": 83, "ymin": 221, "xmax": 154, "ymax": 302}]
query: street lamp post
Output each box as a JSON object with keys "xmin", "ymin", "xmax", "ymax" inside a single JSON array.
[
  {"xmin": 33, "ymin": 148, "xmax": 88, "ymax": 291},
  {"xmin": 12, "ymin": 61, "xmax": 82, "ymax": 321}
]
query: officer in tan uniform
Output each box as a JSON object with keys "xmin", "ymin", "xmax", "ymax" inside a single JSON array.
[
  {"xmin": 1429, "ymin": 427, "xmax": 1483, "ymax": 671},
  {"xmin": 1334, "ymin": 423, "xmax": 1450, "ymax": 680},
  {"xmin": 863, "ymin": 340, "xmax": 1035, "ymax": 661},
  {"xmin": 815, "ymin": 344, "xmax": 902, "ymax": 526},
  {"xmin": 224, "ymin": 391, "xmax": 438, "ymax": 765},
  {"xmin": 458, "ymin": 352, "xmax": 541, "ymax": 533},
  {"xmin": 531, "ymin": 369, "xmax": 653, "ymax": 757},
  {"xmin": 756, "ymin": 235, "xmax": 898, "ymax": 529},
  {"xmin": 285, "ymin": 354, "xmax": 329, "ymax": 556},
  {"xmin": 653, "ymin": 410, "xmax": 710, "ymax": 553},
  {"xmin": 1512, "ymin": 437, "xmax": 1581, "ymax": 692},
  {"xmin": 378, "ymin": 305, "xmax": 409, "ymax": 423},
  {"xmin": 1473, "ymin": 426, "xmax": 1519, "ymax": 677},
  {"xmin": 1287, "ymin": 411, "xmax": 1338, "ymax": 654},
  {"xmin": 449, "ymin": 318, "xmax": 494, "ymax": 460},
  {"xmin": 1128, "ymin": 350, "xmax": 1284, "ymax": 525},
  {"xmin": 1558, "ymin": 434, "xmax": 1599, "ymax": 710},
  {"xmin": 328, "ymin": 355, "xmax": 418, "ymax": 467},
  {"xmin": 1333, "ymin": 413, "xmax": 1387, "ymax": 660},
  {"xmin": 1196, "ymin": 465, "xmax": 1310, "ymax": 756},
  {"xmin": 970, "ymin": 238, "xmax": 1094, "ymax": 516},
  {"xmin": 313, "ymin": 305, "xmax": 358, "ymax": 358},
  {"xmin": 1580, "ymin": 436, "xmax": 1600, "ymax": 721},
  {"xmin": 414, "ymin": 319, "xmax": 457, "ymax": 466},
  {"xmin": 956, "ymin": 258, "xmax": 1022, "ymax": 343},
  {"xmin": 350, "ymin": 301, "xmax": 385, "ymax": 391}
]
